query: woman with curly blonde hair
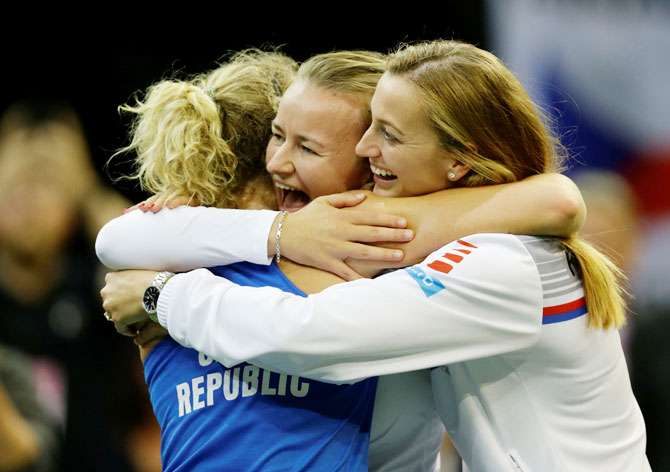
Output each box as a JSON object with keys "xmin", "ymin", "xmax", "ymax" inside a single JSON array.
[
  {"xmin": 105, "ymin": 49, "xmax": 381, "ymax": 471},
  {"xmin": 117, "ymin": 48, "xmax": 295, "ymax": 209}
]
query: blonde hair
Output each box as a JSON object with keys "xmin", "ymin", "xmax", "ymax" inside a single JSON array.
[
  {"xmin": 298, "ymin": 50, "xmax": 386, "ymax": 124},
  {"xmin": 115, "ymin": 49, "xmax": 297, "ymax": 208},
  {"xmin": 389, "ymin": 40, "xmax": 626, "ymax": 329}
]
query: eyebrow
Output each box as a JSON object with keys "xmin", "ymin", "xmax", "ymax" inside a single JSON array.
[{"xmin": 271, "ymin": 121, "xmax": 326, "ymax": 149}]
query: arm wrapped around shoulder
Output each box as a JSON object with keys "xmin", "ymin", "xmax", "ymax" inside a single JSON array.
[
  {"xmin": 159, "ymin": 233, "xmax": 544, "ymax": 383},
  {"xmin": 95, "ymin": 206, "xmax": 278, "ymax": 271}
]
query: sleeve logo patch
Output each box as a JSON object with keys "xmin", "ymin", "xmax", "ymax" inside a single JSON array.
[
  {"xmin": 427, "ymin": 239, "xmax": 478, "ymax": 275},
  {"xmin": 405, "ymin": 266, "xmax": 446, "ymax": 297},
  {"xmin": 407, "ymin": 239, "xmax": 479, "ymax": 297}
]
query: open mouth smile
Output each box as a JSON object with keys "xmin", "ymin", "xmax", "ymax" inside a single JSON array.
[
  {"xmin": 370, "ymin": 163, "xmax": 398, "ymax": 181},
  {"xmin": 274, "ymin": 181, "xmax": 311, "ymax": 211}
]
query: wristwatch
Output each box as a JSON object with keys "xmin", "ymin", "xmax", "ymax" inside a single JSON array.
[{"xmin": 142, "ymin": 271, "xmax": 175, "ymax": 323}]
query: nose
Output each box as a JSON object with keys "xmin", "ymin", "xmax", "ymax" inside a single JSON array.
[
  {"xmin": 265, "ymin": 141, "xmax": 295, "ymax": 176},
  {"xmin": 355, "ymin": 126, "xmax": 380, "ymax": 159}
]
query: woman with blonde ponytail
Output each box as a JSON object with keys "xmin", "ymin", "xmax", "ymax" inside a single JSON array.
[{"xmin": 104, "ymin": 41, "xmax": 648, "ymax": 471}]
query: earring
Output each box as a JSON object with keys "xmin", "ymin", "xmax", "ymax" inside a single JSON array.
[{"xmin": 448, "ymin": 172, "xmax": 456, "ymax": 180}]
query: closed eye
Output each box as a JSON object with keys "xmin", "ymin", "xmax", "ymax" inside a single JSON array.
[
  {"xmin": 301, "ymin": 145, "xmax": 317, "ymax": 155},
  {"xmin": 380, "ymin": 126, "xmax": 398, "ymax": 143}
]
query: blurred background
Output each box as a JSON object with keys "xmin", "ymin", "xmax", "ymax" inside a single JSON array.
[{"xmin": 0, "ymin": 2, "xmax": 667, "ymax": 470}]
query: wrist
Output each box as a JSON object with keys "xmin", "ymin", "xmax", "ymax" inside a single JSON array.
[
  {"xmin": 267, "ymin": 210, "xmax": 289, "ymax": 258},
  {"xmin": 274, "ymin": 211, "xmax": 288, "ymax": 263},
  {"xmin": 142, "ymin": 271, "xmax": 175, "ymax": 323},
  {"xmin": 156, "ymin": 274, "xmax": 178, "ymax": 328}
]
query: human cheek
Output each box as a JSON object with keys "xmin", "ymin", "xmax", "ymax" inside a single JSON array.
[
  {"xmin": 300, "ymin": 161, "xmax": 343, "ymax": 197},
  {"xmin": 353, "ymin": 157, "xmax": 372, "ymax": 188},
  {"xmin": 334, "ymin": 157, "xmax": 370, "ymax": 192}
]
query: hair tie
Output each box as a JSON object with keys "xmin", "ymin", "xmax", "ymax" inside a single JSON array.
[
  {"xmin": 271, "ymin": 77, "xmax": 282, "ymax": 97},
  {"xmin": 200, "ymin": 86, "xmax": 216, "ymax": 101}
]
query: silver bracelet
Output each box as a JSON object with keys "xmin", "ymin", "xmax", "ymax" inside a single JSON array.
[{"xmin": 275, "ymin": 211, "xmax": 288, "ymax": 263}]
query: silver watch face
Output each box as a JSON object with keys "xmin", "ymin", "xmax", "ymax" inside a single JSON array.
[{"xmin": 143, "ymin": 286, "xmax": 160, "ymax": 314}]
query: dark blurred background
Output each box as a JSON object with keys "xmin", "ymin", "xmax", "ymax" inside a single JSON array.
[
  {"xmin": 0, "ymin": 2, "xmax": 668, "ymax": 471},
  {"xmin": 0, "ymin": 9, "xmax": 488, "ymax": 202}
]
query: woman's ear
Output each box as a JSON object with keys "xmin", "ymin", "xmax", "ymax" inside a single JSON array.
[{"xmin": 446, "ymin": 160, "xmax": 470, "ymax": 182}]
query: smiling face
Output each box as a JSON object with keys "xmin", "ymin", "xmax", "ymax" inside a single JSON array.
[
  {"xmin": 265, "ymin": 79, "xmax": 371, "ymax": 211},
  {"xmin": 355, "ymin": 73, "xmax": 468, "ymax": 198}
]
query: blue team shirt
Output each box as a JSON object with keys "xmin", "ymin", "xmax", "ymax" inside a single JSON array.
[{"xmin": 144, "ymin": 261, "xmax": 377, "ymax": 471}]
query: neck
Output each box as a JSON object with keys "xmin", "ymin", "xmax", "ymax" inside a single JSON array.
[{"xmin": 276, "ymin": 258, "xmax": 345, "ymax": 294}]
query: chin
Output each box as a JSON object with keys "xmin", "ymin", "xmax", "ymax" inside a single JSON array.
[{"xmin": 372, "ymin": 186, "xmax": 400, "ymax": 198}]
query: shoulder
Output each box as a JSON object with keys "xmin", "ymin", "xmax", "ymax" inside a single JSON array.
[
  {"xmin": 421, "ymin": 233, "xmax": 540, "ymax": 275},
  {"xmin": 404, "ymin": 233, "xmax": 545, "ymax": 311}
]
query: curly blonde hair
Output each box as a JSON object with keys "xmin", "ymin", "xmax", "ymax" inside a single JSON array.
[{"xmin": 116, "ymin": 49, "xmax": 297, "ymax": 208}]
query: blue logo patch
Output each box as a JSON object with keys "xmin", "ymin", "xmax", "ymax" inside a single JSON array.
[{"xmin": 405, "ymin": 266, "xmax": 445, "ymax": 297}]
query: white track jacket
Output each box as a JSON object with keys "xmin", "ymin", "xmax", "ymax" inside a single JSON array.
[{"xmin": 97, "ymin": 208, "xmax": 650, "ymax": 471}]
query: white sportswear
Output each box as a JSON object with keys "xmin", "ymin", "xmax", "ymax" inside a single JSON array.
[{"xmin": 97, "ymin": 209, "xmax": 650, "ymax": 471}]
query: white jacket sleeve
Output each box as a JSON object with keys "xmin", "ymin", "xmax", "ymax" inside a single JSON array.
[
  {"xmin": 95, "ymin": 206, "xmax": 278, "ymax": 271},
  {"xmin": 158, "ymin": 233, "xmax": 544, "ymax": 383}
]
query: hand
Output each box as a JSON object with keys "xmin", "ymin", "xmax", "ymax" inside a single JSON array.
[
  {"xmin": 100, "ymin": 270, "xmax": 158, "ymax": 336},
  {"xmin": 279, "ymin": 192, "xmax": 414, "ymax": 281},
  {"xmin": 125, "ymin": 194, "xmax": 199, "ymax": 214},
  {"xmin": 134, "ymin": 320, "xmax": 169, "ymax": 346},
  {"xmin": 133, "ymin": 320, "xmax": 169, "ymax": 362}
]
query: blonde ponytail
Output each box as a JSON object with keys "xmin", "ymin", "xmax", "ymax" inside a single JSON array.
[
  {"xmin": 561, "ymin": 235, "xmax": 628, "ymax": 329},
  {"xmin": 388, "ymin": 40, "xmax": 629, "ymax": 331},
  {"xmin": 120, "ymin": 80, "xmax": 239, "ymax": 207}
]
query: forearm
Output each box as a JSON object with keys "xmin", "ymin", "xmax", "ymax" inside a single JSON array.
[
  {"xmin": 351, "ymin": 173, "xmax": 584, "ymax": 267},
  {"xmin": 446, "ymin": 173, "xmax": 585, "ymax": 236},
  {"xmin": 95, "ymin": 206, "xmax": 278, "ymax": 271},
  {"xmin": 158, "ymin": 235, "xmax": 542, "ymax": 383}
]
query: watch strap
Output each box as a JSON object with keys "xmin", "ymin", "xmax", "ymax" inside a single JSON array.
[
  {"xmin": 153, "ymin": 271, "xmax": 174, "ymax": 290},
  {"xmin": 143, "ymin": 271, "xmax": 175, "ymax": 321}
]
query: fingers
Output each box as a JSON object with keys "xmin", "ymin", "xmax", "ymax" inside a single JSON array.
[
  {"xmin": 317, "ymin": 192, "xmax": 367, "ymax": 209},
  {"xmin": 104, "ymin": 311, "xmax": 136, "ymax": 336},
  {"xmin": 100, "ymin": 270, "xmax": 154, "ymax": 335},
  {"xmin": 348, "ymin": 226, "xmax": 414, "ymax": 244},
  {"xmin": 344, "ymin": 210, "xmax": 408, "ymax": 229},
  {"xmin": 145, "ymin": 195, "xmax": 167, "ymax": 213},
  {"xmin": 342, "ymin": 243, "xmax": 405, "ymax": 262},
  {"xmin": 134, "ymin": 322, "xmax": 168, "ymax": 346},
  {"xmin": 164, "ymin": 196, "xmax": 193, "ymax": 209},
  {"xmin": 124, "ymin": 198, "xmax": 155, "ymax": 213},
  {"xmin": 116, "ymin": 323, "xmax": 137, "ymax": 337},
  {"xmin": 124, "ymin": 203, "xmax": 141, "ymax": 213},
  {"xmin": 325, "ymin": 260, "xmax": 365, "ymax": 282},
  {"xmin": 124, "ymin": 195, "xmax": 160, "ymax": 214},
  {"xmin": 126, "ymin": 193, "xmax": 189, "ymax": 214}
]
